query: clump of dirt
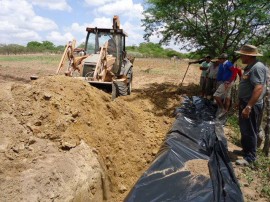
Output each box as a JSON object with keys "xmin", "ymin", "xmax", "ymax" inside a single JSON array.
[
  {"xmin": 185, "ymin": 159, "xmax": 210, "ymax": 177},
  {"xmin": 0, "ymin": 75, "xmax": 174, "ymax": 201}
]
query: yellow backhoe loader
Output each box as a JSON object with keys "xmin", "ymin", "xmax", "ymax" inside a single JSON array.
[{"xmin": 56, "ymin": 16, "xmax": 134, "ymax": 99}]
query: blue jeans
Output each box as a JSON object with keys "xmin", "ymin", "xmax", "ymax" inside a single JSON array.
[{"xmin": 238, "ymin": 99, "xmax": 264, "ymax": 162}]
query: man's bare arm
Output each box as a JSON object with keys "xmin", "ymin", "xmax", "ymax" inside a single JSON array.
[{"xmin": 247, "ymin": 84, "xmax": 264, "ymax": 107}]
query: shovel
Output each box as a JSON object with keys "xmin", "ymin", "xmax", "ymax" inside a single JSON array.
[{"xmin": 179, "ymin": 63, "xmax": 190, "ymax": 88}]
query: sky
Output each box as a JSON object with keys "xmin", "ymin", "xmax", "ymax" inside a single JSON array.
[{"xmin": 0, "ymin": 0, "xmax": 179, "ymax": 50}]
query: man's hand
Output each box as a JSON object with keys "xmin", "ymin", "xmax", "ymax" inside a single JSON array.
[
  {"xmin": 241, "ymin": 106, "xmax": 251, "ymax": 119},
  {"xmin": 224, "ymin": 82, "xmax": 231, "ymax": 90},
  {"xmin": 233, "ymin": 102, "xmax": 239, "ymax": 110}
]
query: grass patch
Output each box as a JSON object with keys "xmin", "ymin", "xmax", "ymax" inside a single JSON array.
[
  {"xmin": 240, "ymin": 151, "xmax": 270, "ymax": 199},
  {"xmin": 252, "ymin": 151, "xmax": 270, "ymax": 198},
  {"xmin": 227, "ymin": 114, "xmax": 241, "ymax": 146},
  {"xmin": 0, "ymin": 54, "xmax": 61, "ymax": 64}
]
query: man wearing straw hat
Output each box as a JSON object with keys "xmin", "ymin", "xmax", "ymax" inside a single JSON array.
[{"xmin": 235, "ymin": 44, "xmax": 268, "ymax": 166}]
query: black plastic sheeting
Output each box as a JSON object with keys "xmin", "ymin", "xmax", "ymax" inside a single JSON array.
[{"xmin": 125, "ymin": 96, "xmax": 244, "ymax": 202}]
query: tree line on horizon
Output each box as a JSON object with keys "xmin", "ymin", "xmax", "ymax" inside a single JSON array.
[
  {"xmin": 0, "ymin": 41, "xmax": 65, "ymax": 55},
  {"xmin": 0, "ymin": 41, "xmax": 188, "ymax": 58}
]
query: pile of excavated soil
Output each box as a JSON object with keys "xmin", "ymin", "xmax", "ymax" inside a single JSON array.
[{"xmin": 0, "ymin": 75, "xmax": 173, "ymax": 201}]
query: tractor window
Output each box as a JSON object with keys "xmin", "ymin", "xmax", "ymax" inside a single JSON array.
[
  {"xmin": 98, "ymin": 33, "xmax": 111, "ymax": 48},
  {"xmin": 86, "ymin": 32, "xmax": 115, "ymax": 55},
  {"xmin": 85, "ymin": 33, "xmax": 95, "ymax": 54}
]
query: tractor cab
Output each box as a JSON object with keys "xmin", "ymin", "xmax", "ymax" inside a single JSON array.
[{"xmin": 82, "ymin": 25, "xmax": 128, "ymax": 78}]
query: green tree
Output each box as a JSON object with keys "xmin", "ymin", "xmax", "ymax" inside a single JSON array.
[
  {"xmin": 56, "ymin": 45, "xmax": 65, "ymax": 53},
  {"xmin": 143, "ymin": 0, "xmax": 270, "ymax": 57},
  {"xmin": 138, "ymin": 42, "xmax": 165, "ymax": 57},
  {"xmin": 27, "ymin": 41, "xmax": 42, "ymax": 48},
  {"xmin": 42, "ymin": 41, "xmax": 55, "ymax": 50},
  {"xmin": 27, "ymin": 41, "xmax": 43, "ymax": 52}
]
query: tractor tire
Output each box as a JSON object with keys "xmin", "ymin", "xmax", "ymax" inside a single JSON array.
[
  {"xmin": 127, "ymin": 72, "xmax": 133, "ymax": 95},
  {"xmin": 112, "ymin": 80, "xmax": 128, "ymax": 100},
  {"xmin": 127, "ymin": 71, "xmax": 133, "ymax": 95}
]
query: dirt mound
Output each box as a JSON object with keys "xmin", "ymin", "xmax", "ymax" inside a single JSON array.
[{"xmin": 0, "ymin": 75, "xmax": 173, "ymax": 201}]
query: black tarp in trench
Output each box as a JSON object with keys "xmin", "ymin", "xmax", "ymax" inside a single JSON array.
[{"xmin": 125, "ymin": 96, "xmax": 244, "ymax": 202}]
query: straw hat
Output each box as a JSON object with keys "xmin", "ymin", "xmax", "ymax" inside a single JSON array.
[{"xmin": 235, "ymin": 44, "xmax": 263, "ymax": 56}]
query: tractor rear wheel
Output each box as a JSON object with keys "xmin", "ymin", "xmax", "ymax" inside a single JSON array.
[{"xmin": 126, "ymin": 69, "xmax": 133, "ymax": 95}]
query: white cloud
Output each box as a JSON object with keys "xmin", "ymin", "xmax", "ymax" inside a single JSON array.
[
  {"xmin": 65, "ymin": 17, "xmax": 113, "ymax": 35},
  {"xmin": 26, "ymin": 16, "xmax": 58, "ymax": 31},
  {"xmin": 149, "ymin": 34, "xmax": 161, "ymax": 44},
  {"xmin": 31, "ymin": 0, "xmax": 72, "ymax": 11},
  {"xmin": 84, "ymin": 0, "xmax": 114, "ymax": 6},
  {"xmin": 122, "ymin": 21, "xmax": 144, "ymax": 45},
  {"xmin": 46, "ymin": 31, "xmax": 74, "ymax": 45},
  {"xmin": 0, "ymin": 0, "xmax": 34, "ymax": 16},
  {"xmin": 89, "ymin": 17, "xmax": 113, "ymax": 28},
  {"xmin": 69, "ymin": 23, "xmax": 87, "ymax": 34},
  {"xmin": 13, "ymin": 31, "xmax": 41, "ymax": 41},
  {"xmin": 0, "ymin": 0, "xmax": 58, "ymax": 44},
  {"xmin": 0, "ymin": 21, "xmax": 18, "ymax": 32},
  {"xmin": 96, "ymin": 0, "xmax": 143, "ymax": 19}
]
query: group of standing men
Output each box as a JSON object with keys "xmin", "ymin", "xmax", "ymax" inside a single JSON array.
[{"xmin": 189, "ymin": 44, "xmax": 268, "ymax": 166}]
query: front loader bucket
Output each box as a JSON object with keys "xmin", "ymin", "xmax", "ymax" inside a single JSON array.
[
  {"xmin": 87, "ymin": 80, "xmax": 128, "ymax": 100},
  {"xmin": 88, "ymin": 81, "xmax": 112, "ymax": 93}
]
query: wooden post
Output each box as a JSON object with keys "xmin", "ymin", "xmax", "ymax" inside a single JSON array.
[{"xmin": 263, "ymin": 67, "xmax": 270, "ymax": 156}]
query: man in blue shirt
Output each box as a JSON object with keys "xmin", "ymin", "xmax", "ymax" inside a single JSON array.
[{"xmin": 213, "ymin": 53, "xmax": 234, "ymax": 117}]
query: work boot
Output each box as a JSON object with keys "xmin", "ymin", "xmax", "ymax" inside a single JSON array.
[
  {"xmin": 235, "ymin": 159, "xmax": 250, "ymax": 166},
  {"xmin": 232, "ymin": 150, "xmax": 244, "ymax": 156}
]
